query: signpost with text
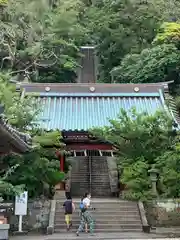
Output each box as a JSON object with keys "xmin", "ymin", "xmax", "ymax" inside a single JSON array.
[{"xmin": 15, "ymin": 191, "xmax": 28, "ymax": 232}]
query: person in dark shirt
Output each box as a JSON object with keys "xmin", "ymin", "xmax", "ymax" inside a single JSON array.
[{"xmin": 63, "ymin": 195, "xmax": 75, "ymax": 231}]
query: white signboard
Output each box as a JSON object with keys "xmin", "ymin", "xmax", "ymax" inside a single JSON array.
[{"xmin": 15, "ymin": 191, "xmax": 28, "ymax": 216}]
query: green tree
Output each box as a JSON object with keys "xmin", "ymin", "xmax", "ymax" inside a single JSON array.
[
  {"xmin": 155, "ymin": 137, "xmax": 180, "ymax": 198},
  {"xmin": 92, "ymin": 108, "xmax": 174, "ymax": 162},
  {"xmin": 91, "ymin": 108, "xmax": 177, "ymax": 200},
  {"xmin": 111, "ymin": 44, "xmax": 180, "ymax": 84},
  {"xmin": 0, "ymin": 75, "xmax": 66, "ymax": 199},
  {"xmin": 153, "ymin": 22, "xmax": 180, "ymax": 48},
  {"xmin": 121, "ymin": 159, "xmax": 151, "ymax": 201},
  {"xmin": 0, "ymin": 0, "xmax": 84, "ymax": 83},
  {"xmin": 0, "ymin": 73, "xmax": 39, "ymax": 130},
  {"xmin": 0, "ymin": 165, "xmax": 24, "ymax": 202},
  {"xmin": 2, "ymin": 131, "xmax": 66, "ymax": 199},
  {"xmin": 81, "ymin": 0, "xmax": 180, "ymax": 82}
]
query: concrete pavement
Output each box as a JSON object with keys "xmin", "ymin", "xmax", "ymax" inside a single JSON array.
[{"xmin": 9, "ymin": 232, "xmax": 177, "ymax": 240}]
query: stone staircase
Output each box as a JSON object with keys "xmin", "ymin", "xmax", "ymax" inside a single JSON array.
[
  {"xmin": 165, "ymin": 93, "xmax": 180, "ymax": 125},
  {"xmin": 69, "ymin": 156, "xmax": 90, "ymax": 197},
  {"xmin": 69, "ymin": 156, "xmax": 112, "ymax": 197},
  {"xmin": 54, "ymin": 198, "xmax": 143, "ymax": 233},
  {"xmin": 91, "ymin": 157, "xmax": 111, "ymax": 197}
]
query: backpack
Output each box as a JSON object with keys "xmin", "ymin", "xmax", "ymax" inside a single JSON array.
[{"xmin": 79, "ymin": 201, "xmax": 84, "ymax": 210}]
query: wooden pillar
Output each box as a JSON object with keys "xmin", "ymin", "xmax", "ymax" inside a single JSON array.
[
  {"xmin": 56, "ymin": 151, "xmax": 64, "ymax": 172},
  {"xmin": 60, "ymin": 154, "xmax": 64, "ymax": 172}
]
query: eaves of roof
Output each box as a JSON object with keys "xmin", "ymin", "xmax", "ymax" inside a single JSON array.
[
  {"xmin": 20, "ymin": 82, "xmax": 166, "ymax": 94},
  {"xmin": 0, "ymin": 116, "xmax": 32, "ymax": 153}
]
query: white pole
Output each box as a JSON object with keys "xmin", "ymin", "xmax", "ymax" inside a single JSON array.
[{"xmin": 18, "ymin": 215, "xmax": 23, "ymax": 232}]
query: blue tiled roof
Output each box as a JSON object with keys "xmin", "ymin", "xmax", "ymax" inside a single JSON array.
[{"xmin": 33, "ymin": 92, "xmax": 165, "ymax": 131}]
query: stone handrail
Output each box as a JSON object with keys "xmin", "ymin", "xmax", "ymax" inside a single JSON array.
[
  {"xmin": 67, "ymin": 165, "xmax": 72, "ymax": 193},
  {"xmin": 106, "ymin": 157, "xmax": 118, "ymax": 193},
  {"xmin": 47, "ymin": 200, "xmax": 56, "ymax": 234},
  {"xmin": 138, "ymin": 201, "xmax": 150, "ymax": 233}
]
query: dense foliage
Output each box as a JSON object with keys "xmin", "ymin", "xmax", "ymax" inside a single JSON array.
[
  {"xmin": 111, "ymin": 44, "xmax": 180, "ymax": 84},
  {"xmin": 0, "ymin": 75, "xmax": 66, "ymax": 200},
  {"xmin": 0, "ymin": 73, "xmax": 39, "ymax": 129},
  {"xmin": 112, "ymin": 22, "xmax": 180, "ymax": 85},
  {"xmin": 91, "ymin": 109, "xmax": 179, "ymax": 200},
  {"xmin": 1, "ymin": 0, "xmax": 180, "ymax": 83},
  {"xmin": 1, "ymin": 0, "xmax": 180, "ymax": 201},
  {"xmin": 1, "ymin": 131, "xmax": 66, "ymax": 199},
  {"xmin": 0, "ymin": 0, "xmax": 83, "ymax": 83}
]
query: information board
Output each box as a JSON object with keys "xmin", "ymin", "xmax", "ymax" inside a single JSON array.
[{"xmin": 15, "ymin": 191, "xmax": 28, "ymax": 216}]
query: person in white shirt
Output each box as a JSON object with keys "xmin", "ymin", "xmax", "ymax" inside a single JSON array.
[{"xmin": 76, "ymin": 193, "xmax": 94, "ymax": 236}]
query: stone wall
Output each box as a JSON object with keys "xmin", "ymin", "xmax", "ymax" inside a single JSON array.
[
  {"xmin": 8, "ymin": 198, "xmax": 50, "ymax": 232},
  {"xmin": 146, "ymin": 199, "xmax": 180, "ymax": 227}
]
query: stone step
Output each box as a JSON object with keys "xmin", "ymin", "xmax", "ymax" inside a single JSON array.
[
  {"xmin": 91, "ymin": 193, "xmax": 112, "ymax": 197},
  {"xmin": 72, "ymin": 174, "xmax": 110, "ymax": 177},
  {"xmin": 91, "ymin": 183, "xmax": 110, "ymax": 185},
  {"xmin": 54, "ymin": 228, "xmax": 142, "ymax": 233},
  {"xmin": 55, "ymin": 219, "xmax": 141, "ymax": 224},
  {"xmin": 71, "ymin": 174, "xmax": 89, "ymax": 176},
  {"xmin": 91, "ymin": 165, "xmax": 108, "ymax": 167},
  {"xmin": 91, "ymin": 173, "xmax": 109, "ymax": 175},
  {"xmin": 70, "ymin": 180, "xmax": 89, "ymax": 183},
  {"xmin": 56, "ymin": 203, "xmax": 138, "ymax": 209},
  {"xmin": 71, "ymin": 177, "xmax": 89, "ymax": 180},
  {"xmin": 72, "ymin": 181, "xmax": 109, "ymax": 185},
  {"xmin": 91, "ymin": 186, "xmax": 110, "ymax": 189},
  {"xmin": 71, "ymin": 170, "xmax": 89, "ymax": 173},
  {"xmin": 55, "ymin": 209, "xmax": 139, "ymax": 215},
  {"xmin": 91, "ymin": 169, "xmax": 108, "ymax": 171},
  {"xmin": 91, "ymin": 177, "xmax": 109, "ymax": 179},
  {"xmin": 91, "ymin": 175, "xmax": 109, "ymax": 177},
  {"xmin": 91, "ymin": 178, "xmax": 109, "ymax": 181},
  {"xmin": 54, "ymin": 223, "xmax": 142, "ymax": 230},
  {"xmin": 56, "ymin": 199, "xmax": 136, "ymax": 202},
  {"xmin": 70, "ymin": 182, "xmax": 89, "ymax": 185},
  {"xmin": 71, "ymin": 176, "xmax": 89, "ymax": 179},
  {"xmin": 91, "ymin": 164, "xmax": 108, "ymax": 167},
  {"xmin": 56, "ymin": 199, "xmax": 138, "ymax": 204},
  {"xmin": 71, "ymin": 175, "xmax": 89, "ymax": 178},
  {"xmin": 70, "ymin": 187, "xmax": 90, "ymax": 191},
  {"xmin": 55, "ymin": 214, "xmax": 141, "ymax": 219},
  {"xmin": 56, "ymin": 199, "xmax": 137, "ymax": 203},
  {"xmin": 91, "ymin": 184, "xmax": 110, "ymax": 187},
  {"xmin": 56, "ymin": 202, "xmax": 138, "ymax": 207},
  {"xmin": 91, "ymin": 168, "xmax": 108, "ymax": 171}
]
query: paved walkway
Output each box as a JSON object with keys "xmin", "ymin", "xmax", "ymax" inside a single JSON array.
[{"xmin": 9, "ymin": 232, "xmax": 176, "ymax": 240}]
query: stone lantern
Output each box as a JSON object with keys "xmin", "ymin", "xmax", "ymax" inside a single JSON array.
[{"xmin": 148, "ymin": 166, "xmax": 159, "ymax": 196}]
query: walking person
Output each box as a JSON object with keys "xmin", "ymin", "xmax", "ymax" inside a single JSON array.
[
  {"xmin": 63, "ymin": 195, "xmax": 75, "ymax": 231},
  {"xmin": 79, "ymin": 195, "xmax": 88, "ymax": 233},
  {"xmin": 76, "ymin": 193, "xmax": 95, "ymax": 236}
]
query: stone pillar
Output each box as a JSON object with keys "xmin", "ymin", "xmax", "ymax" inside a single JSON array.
[
  {"xmin": 148, "ymin": 166, "xmax": 159, "ymax": 196},
  {"xmin": 106, "ymin": 157, "xmax": 118, "ymax": 194}
]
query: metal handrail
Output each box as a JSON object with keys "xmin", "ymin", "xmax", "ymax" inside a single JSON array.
[{"xmin": 89, "ymin": 156, "xmax": 92, "ymax": 194}]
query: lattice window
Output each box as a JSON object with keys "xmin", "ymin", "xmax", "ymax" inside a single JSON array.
[{"xmin": 70, "ymin": 150, "xmax": 115, "ymax": 157}]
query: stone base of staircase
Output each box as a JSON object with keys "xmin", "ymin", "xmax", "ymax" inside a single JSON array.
[
  {"xmin": 54, "ymin": 190, "xmax": 65, "ymax": 200},
  {"xmin": 54, "ymin": 198, "xmax": 144, "ymax": 233}
]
